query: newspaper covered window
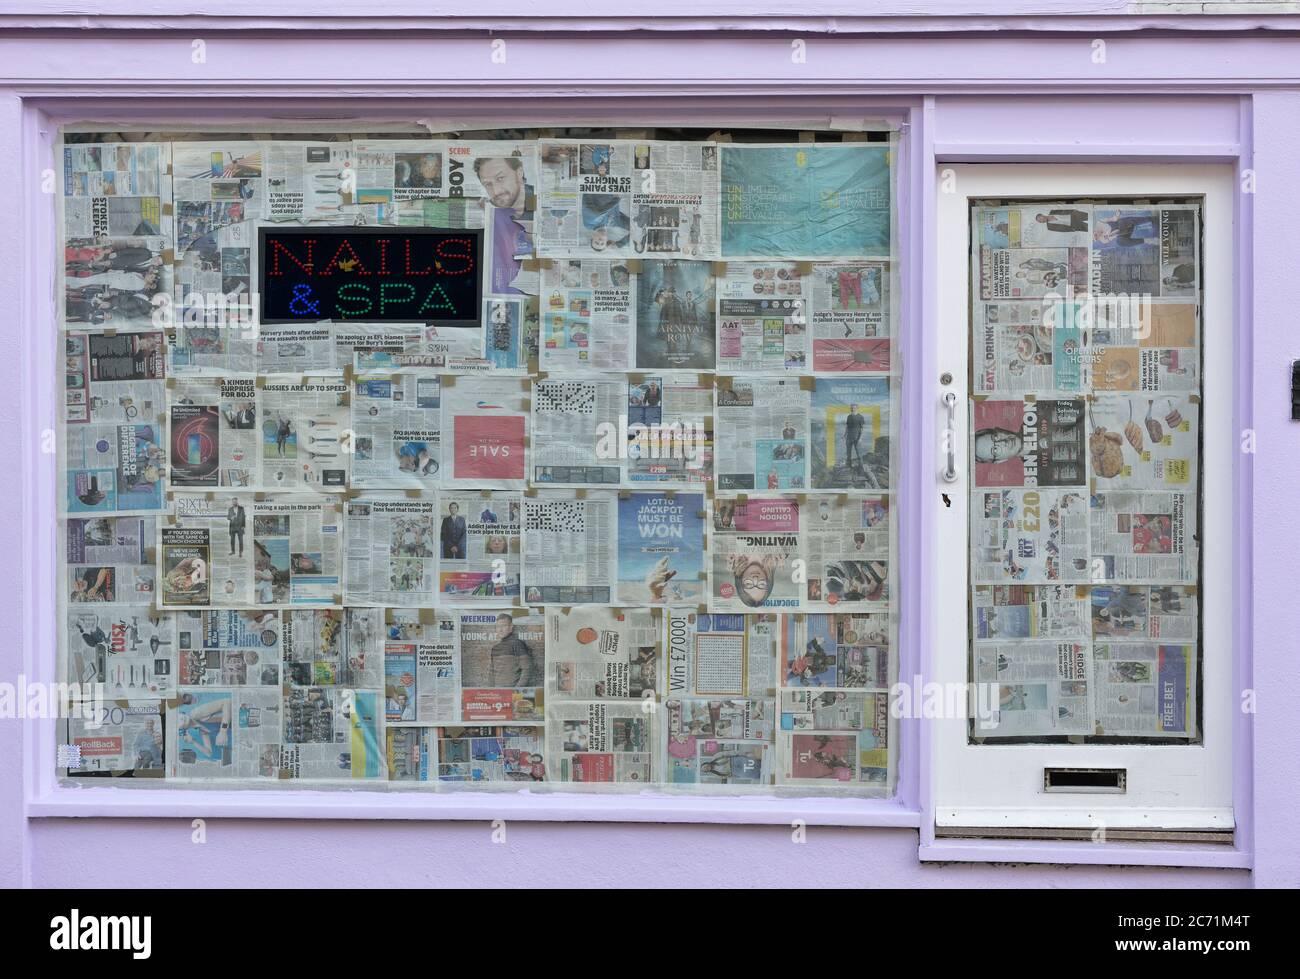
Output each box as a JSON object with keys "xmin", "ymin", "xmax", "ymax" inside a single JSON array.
[
  {"xmin": 57, "ymin": 127, "xmax": 900, "ymax": 797},
  {"xmin": 967, "ymin": 200, "xmax": 1203, "ymax": 744}
]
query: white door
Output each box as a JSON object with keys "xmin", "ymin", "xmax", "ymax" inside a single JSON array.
[{"xmin": 932, "ymin": 164, "xmax": 1234, "ymax": 833}]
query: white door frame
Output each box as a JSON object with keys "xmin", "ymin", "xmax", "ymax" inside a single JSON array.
[{"xmin": 932, "ymin": 164, "xmax": 1234, "ymax": 832}]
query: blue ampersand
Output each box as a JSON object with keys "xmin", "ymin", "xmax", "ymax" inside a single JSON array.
[{"xmin": 289, "ymin": 284, "xmax": 320, "ymax": 316}]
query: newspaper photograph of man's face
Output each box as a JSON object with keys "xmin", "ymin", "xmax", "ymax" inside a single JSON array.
[{"xmin": 474, "ymin": 156, "xmax": 527, "ymax": 211}]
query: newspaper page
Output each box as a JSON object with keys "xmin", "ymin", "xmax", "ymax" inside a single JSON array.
[
  {"xmin": 436, "ymin": 491, "xmax": 522, "ymax": 606},
  {"xmin": 720, "ymin": 143, "xmax": 892, "ymax": 260},
  {"xmin": 1093, "ymin": 642, "xmax": 1197, "ymax": 738},
  {"xmin": 256, "ymin": 322, "xmax": 336, "ymax": 376},
  {"xmin": 343, "ymin": 495, "xmax": 437, "ymax": 607},
  {"xmin": 1089, "ymin": 491, "xmax": 1198, "ymax": 584},
  {"xmin": 176, "ymin": 609, "xmax": 283, "ymax": 687},
  {"xmin": 64, "ymin": 328, "xmax": 166, "ymax": 424},
  {"xmin": 383, "ymin": 611, "xmax": 460, "ymax": 724},
  {"xmin": 280, "ymin": 687, "xmax": 386, "ymax": 779},
  {"xmin": 624, "ymin": 374, "xmax": 712, "ymax": 488},
  {"xmin": 972, "ymin": 298, "xmax": 1086, "ymax": 395},
  {"xmin": 615, "ymin": 491, "xmax": 706, "ymax": 606},
  {"xmin": 634, "ymin": 260, "xmax": 717, "ymax": 372},
  {"xmin": 709, "ymin": 497, "xmax": 802, "ymax": 612},
  {"xmin": 970, "ymin": 488, "xmax": 1091, "ymax": 584},
  {"xmin": 714, "ymin": 377, "xmax": 809, "ymax": 493},
  {"xmin": 803, "ymin": 495, "xmax": 891, "ymax": 611},
  {"xmin": 536, "ymin": 140, "xmax": 635, "ymax": 259},
  {"xmin": 450, "ymin": 141, "xmax": 539, "ymax": 297},
  {"xmin": 258, "ymin": 376, "xmax": 350, "ymax": 491},
  {"xmin": 350, "ymin": 373, "xmax": 442, "ymax": 489},
  {"xmin": 434, "ymin": 726, "xmax": 548, "ymax": 783},
  {"xmin": 662, "ymin": 610, "xmax": 778, "ymax": 786},
  {"xmin": 546, "ymin": 606, "xmax": 660, "ymax": 701},
  {"xmin": 66, "ymin": 605, "xmax": 176, "ymax": 700},
  {"xmin": 1089, "ymin": 301, "xmax": 1200, "ymax": 393},
  {"xmin": 482, "ymin": 295, "xmax": 529, "ymax": 372},
  {"xmin": 66, "ymin": 515, "xmax": 158, "ymax": 605},
  {"xmin": 806, "ymin": 261, "xmax": 889, "ymax": 371},
  {"xmin": 353, "ymin": 140, "xmax": 447, "ymax": 208},
  {"xmin": 1091, "ymin": 205, "xmax": 1200, "ymax": 299},
  {"xmin": 972, "ymin": 585, "xmax": 1091, "ymax": 641},
  {"xmin": 807, "ymin": 262, "xmax": 893, "ymax": 374},
  {"xmin": 1090, "ymin": 585, "xmax": 1198, "ymax": 642},
  {"xmin": 160, "ymin": 493, "xmax": 343, "ymax": 609},
  {"xmin": 1087, "ymin": 393, "xmax": 1199, "ymax": 491},
  {"xmin": 459, "ymin": 611, "xmax": 546, "ymax": 722},
  {"xmin": 530, "ymin": 375, "xmax": 624, "ymax": 486},
  {"xmin": 971, "ymin": 642, "xmax": 1092, "ymax": 738},
  {"xmin": 65, "ymin": 703, "xmax": 166, "ymax": 777},
  {"xmin": 166, "ymin": 375, "xmax": 260, "ymax": 489},
  {"xmin": 64, "ymin": 331, "xmax": 168, "ymax": 514},
  {"xmin": 974, "ymin": 203, "xmax": 1090, "ymax": 301},
  {"xmin": 440, "ymin": 377, "xmax": 529, "ymax": 489},
  {"xmin": 168, "ymin": 687, "xmax": 283, "ymax": 779},
  {"xmin": 781, "ymin": 613, "xmax": 891, "ymax": 690},
  {"xmin": 62, "ymin": 141, "xmax": 173, "ymax": 331},
  {"xmin": 546, "ymin": 700, "xmax": 656, "ymax": 784},
  {"xmin": 522, "ymin": 492, "xmax": 617, "ymax": 605},
  {"xmin": 386, "ymin": 725, "xmax": 436, "ymax": 780},
  {"xmin": 283, "ymin": 608, "xmax": 383, "ymax": 689},
  {"xmin": 170, "ymin": 141, "xmax": 261, "ymax": 352},
  {"xmin": 539, "ymin": 259, "xmax": 636, "ymax": 372},
  {"xmin": 715, "ymin": 261, "xmax": 809, "ymax": 373},
  {"xmin": 263, "ymin": 141, "xmax": 356, "ymax": 224},
  {"xmin": 810, "ymin": 377, "xmax": 893, "ymax": 491},
  {"xmin": 625, "ymin": 140, "xmax": 719, "ymax": 259},
  {"xmin": 779, "ymin": 693, "xmax": 892, "ymax": 788},
  {"xmin": 971, "ymin": 398, "xmax": 1087, "ymax": 489}
]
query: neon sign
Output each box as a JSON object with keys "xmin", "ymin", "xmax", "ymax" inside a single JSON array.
[{"xmin": 258, "ymin": 227, "xmax": 482, "ymax": 324}]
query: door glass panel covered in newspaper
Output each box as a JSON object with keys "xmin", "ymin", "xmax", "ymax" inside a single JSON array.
[
  {"xmin": 967, "ymin": 199, "xmax": 1202, "ymax": 743},
  {"xmin": 55, "ymin": 126, "xmax": 901, "ymax": 797}
]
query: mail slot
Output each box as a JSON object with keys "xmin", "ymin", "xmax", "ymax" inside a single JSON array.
[{"xmin": 1043, "ymin": 768, "xmax": 1127, "ymax": 794}]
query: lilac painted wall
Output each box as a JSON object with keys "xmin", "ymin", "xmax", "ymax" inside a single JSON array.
[{"xmin": 4, "ymin": 9, "xmax": 1299, "ymax": 889}]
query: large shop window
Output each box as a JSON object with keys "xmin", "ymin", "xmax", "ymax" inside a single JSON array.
[{"xmin": 58, "ymin": 125, "xmax": 902, "ymax": 796}]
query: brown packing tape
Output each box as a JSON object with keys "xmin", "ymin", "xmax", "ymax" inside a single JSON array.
[
  {"xmin": 405, "ymin": 489, "xmax": 422, "ymax": 499},
  {"xmin": 696, "ymin": 510, "xmax": 708, "ymax": 519},
  {"xmin": 420, "ymin": 607, "xmax": 437, "ymax": 625},
  {"xmin": 711, "ymin": 261, "xmax": 728, "ymax": 277},
  {"xmin": 384, "ymin": 608, "xmax": 396, "ymax": 624},
  {"xmin": 696, "ymin": 603, "xmax": 709, "ymax": 614},
  {"xmin": 162, "ymin": 249, "xmax": 175, "ymax": 264},
  {"xmin": 254, "ymin": 492, "xmax": 268, "ymax": 502},
  {"xmin": 627, "ymin": 373, "xmax": 646, "ymax": 385},
  {"xmin": 799, "ymin": 131, "xmax": 817, "ymax": 143},
  {"xmin": 165, "ymin": 377, "xmax": 177, "ymax": 389},
  {"xmin": 333, "ymin": 594, "xmax": 344, "ymax": 605},
  {"xmin": 520, "ymin": 258, "xmax": 542, "ymax": 272},
  {"xmin": 618, "ymin": 491, "xmax": 631, "ymax": 500},
  {"xmin": 442, "ymin": 375, "xmax": 456, "ymax": 386},
  {"xmin": 525, "ymin": 194, "xmax": 538, "ymax": 212},
  {"xmin": 574, "ymin": 488, "xmax": 587, "ymax": 499},
  {"xmin": 799, "ymin": 376, "xmax": 817, "ymax": 391},
  {"xmin": 707, "ymin": 132, "xmax": 732, "ymax": 143},
  {"xmin": 481, "ymin": 489, "xmax": 493, "ymax": 499},
  {"xmin": 840, "ymin": 131, "xmax": 871, "ymax": 142},
  {"xmin": 255, "ymin": 377, "xmax": 267, "ymax": 389},
  {"xmin": 161, "ymin": 203, "xmax": 174, "ymax": 215},
  {"xmin": 625, "ymin": 259, "xmax": 643, "ymax": 274}
]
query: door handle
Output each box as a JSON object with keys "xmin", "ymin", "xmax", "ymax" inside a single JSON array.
[{"xmin": 942, "ymin": 390, "xmax": 959, "ymax": 483}]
